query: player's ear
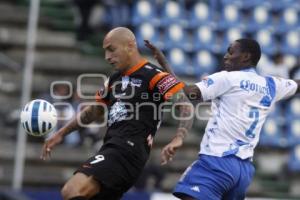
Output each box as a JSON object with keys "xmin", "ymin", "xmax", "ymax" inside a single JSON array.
[
  {"xmin": 242, "ymin": 52, "xmax": 251, "ymax": 64},
  {"xmin": 126, "ymin": 41, "xmax": 135, "ymax": 55}
]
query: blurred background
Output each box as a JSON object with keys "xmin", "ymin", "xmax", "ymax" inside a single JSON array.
[{"xmin": 0, "ymin": 0, "xmax": 300, "ymax": 199}]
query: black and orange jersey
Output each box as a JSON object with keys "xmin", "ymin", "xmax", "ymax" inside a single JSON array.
[{"xmin": 95, "ymin": 59, "xmax": 184, "ymax": 152}]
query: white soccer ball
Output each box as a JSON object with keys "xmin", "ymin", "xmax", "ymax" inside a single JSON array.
[{"xmin": 20, "ymin": 99, "xmax": 57, "ymax": 137}]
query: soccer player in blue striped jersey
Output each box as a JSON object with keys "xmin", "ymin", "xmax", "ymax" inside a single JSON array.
[{"xmin": 145, "ymin": 39, "xmax": 300, "ymax": 200}]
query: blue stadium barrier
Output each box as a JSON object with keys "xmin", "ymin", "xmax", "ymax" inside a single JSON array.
[{"xmin": 24, "ymin": 189, "xmax": 62, "ymax": 200}]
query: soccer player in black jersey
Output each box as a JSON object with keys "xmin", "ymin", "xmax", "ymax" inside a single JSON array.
[{"xmin": 41, "ymin": 27, "xmax": 193, "ymax": 200}]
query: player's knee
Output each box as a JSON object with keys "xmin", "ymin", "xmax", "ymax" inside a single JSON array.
[
  {"xmin": 61, "ymin": 176, "xmax": 100, "ymax": 200},
  {"xmin": 61, "ymin": 183, "xmax": 79, "ymax": 200}
]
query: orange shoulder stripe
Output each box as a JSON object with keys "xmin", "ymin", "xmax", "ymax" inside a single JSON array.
[
  {"xmin": 123, "ymin": 59, "xmax": 148, "ymax": 76},
  {"xmin": 149, "ymin": 72, "xmax": 169, "ymax": 91},
  {"xmin": 163, "ymin": 82, "xmax": 185, "ymax": 101}
]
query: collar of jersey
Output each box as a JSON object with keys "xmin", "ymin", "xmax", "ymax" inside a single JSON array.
[
  {"xmin": 240, "ymin": 67, "xmax": 257, "ymax": 73},
  {"xmin": 123, "ymin": 59, "xmax": 148, "ymax": 76}
]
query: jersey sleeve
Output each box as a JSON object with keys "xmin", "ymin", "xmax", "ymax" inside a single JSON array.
[
  {"xmin": 273, "ymin": 77, "xmax": 297, "ymax": 101},
  {"xmin": 149, "ymin": 72, "xmax": 184, "ymax": 101},
  {"xmin": 195, "ymin": 71, "xmax": 232, "ymax": 101}
]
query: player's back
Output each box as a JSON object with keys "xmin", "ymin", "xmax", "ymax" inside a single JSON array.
[{"xmin": 196, "ymin": 68, "xmax": 297, "ymax": 159}]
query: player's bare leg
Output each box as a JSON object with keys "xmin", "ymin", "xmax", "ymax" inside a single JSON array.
[{"xmin": 61, "ymin": 172, "xmax": 100, "ymax": 200}]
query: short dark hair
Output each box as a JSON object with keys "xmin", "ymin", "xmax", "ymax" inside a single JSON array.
[{"xmin": 236, "ymin": 38, "xmax": 261, "ymax": 66}]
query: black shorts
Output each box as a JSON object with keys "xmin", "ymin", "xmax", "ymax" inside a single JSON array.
[{"xmin": 75, "ymin": 142, "xmax": 148, "ymax": 200}]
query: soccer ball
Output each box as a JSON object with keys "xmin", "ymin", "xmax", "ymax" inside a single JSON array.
[{"xmin": 20, "ymin": 99, "xmax": 57, "ymax": 137}]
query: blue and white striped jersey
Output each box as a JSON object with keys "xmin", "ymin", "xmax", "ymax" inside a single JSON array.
[{"xmin": 196, "ymin": 68, "xmax": 297, "ymax": 159}]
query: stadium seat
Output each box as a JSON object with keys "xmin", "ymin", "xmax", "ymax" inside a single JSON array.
[
  {"xmin": 286, "ymin": 98, "xmax": 300, "ymax": 146},
  {"xmin": 192, "ymin": 50, "xmax": 217, "ymax": 76},
  {"xmin": 218, "ymin": 4, "xmax": 242, "ymax": 29},
  {"xmin": 255, "ymin": 29, "xmax": 277, "ymax": 55},
  {"xmin": 167, "ymin": 48, "xmax": 195, "ymax": 76},
  {"xmin": 287, "ymin": 120, "xmax": 300, "ymax": 146},
  {"xmin": 188, "ymin": 2, "xmax": 216, "ymax": 28},
  {"xmin": 276, "ymin": 7, "xmax": 299, "ymax": 33},
  {"xmin": 286, "ymin": 98, "xmax": 300, "ymax": 119},
  {"xmin": 247, "ymin": 6, "xmax": 273, "ymax": 32},
  {"xmin": 163, "ymin": 24, "xmax": 192, "ymax": 52},
  {"xmin": 160, "ymin": 1, "xmax": 188, "ymax": 27},
  {"xmin": 259, "ymin": 116, "xmax": 286, "ymax": 147},
  {"xmin": 288, "ymin": 145, "xmax": 300, "ymax": 172},
  {"xmin": 281, "ymin": 30, "xmax": 300, "ymax": 55},
  {"xmin": 222, "ymin": 28, "xmax": 244, "ymax": 52},
  {"xmin": 135, "ymin": 23, "xmax": 163, "ymax": 50},
  {"xmin": 283, "ymin": 54, "xmax": 298, "ymax": 69},
  {"xmin": 193, "ymin": 26, "xmax": 215, "ymax": 51},
  {"xmin": 132, "ymin": 0, "xmax": 160, "ymax": 26}
]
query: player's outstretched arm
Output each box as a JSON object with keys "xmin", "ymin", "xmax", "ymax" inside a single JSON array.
[
  {"xmin": 41, "ymin": 104, "xmax": 104, "ymax": 160},
  {"xmin": 161, "ymin": 91, "xmax": 194, "ymax": 165},
  {"xmin": 145, "ymin": 40, "xmax": 203, "ymax": 103},
  {"xmin": 144, "ymin": 40, "xmax": 174, "ymax": 75}
]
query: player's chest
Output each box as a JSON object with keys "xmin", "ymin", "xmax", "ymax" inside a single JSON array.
[{"xmin": 109, "ymin": 75, "xmax": 149, "ymax": 102}]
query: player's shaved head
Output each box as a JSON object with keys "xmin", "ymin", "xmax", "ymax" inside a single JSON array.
[
  {"xmin": 104, "ymin": 27, "xmax": 137, "ymax": 47},
  {"xmin": 103, "ymin": 27, "xmax": 143, "ymax": 72}
]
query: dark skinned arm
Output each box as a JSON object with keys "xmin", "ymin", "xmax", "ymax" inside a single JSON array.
[{"xmin": 145, "ymin": 40, "xmax": 203, "ymax": 103}]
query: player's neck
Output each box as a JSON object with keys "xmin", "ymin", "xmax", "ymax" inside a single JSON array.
[
  {"xmin": 120, "ymin": 55, "xmax": 146, "ymax": 75},
  {"xmin": 128, "ymin": 54, "xmax": 145, "ymax": 68}
]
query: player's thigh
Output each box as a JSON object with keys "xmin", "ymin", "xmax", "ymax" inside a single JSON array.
[
  {"xmin": 222, "ymin": 161, "xmax": 255, "ymax": 200},
  {"xmin": 62, "ymin": 172, "xmax": 100, "ymax": 199},
  {"xmin": 173, "ymin": 159, "xmax": 221, "ymax": 200}
]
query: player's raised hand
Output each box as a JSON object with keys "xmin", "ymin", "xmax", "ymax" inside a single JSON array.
[
  {"xmin": 144, "ymin": 40, "xmax": 161, "ymax": 60},
  {"xmin": 144, "ymin": 40, "xmax": 174, "ymax": 74},
  {"xmin": 161, "ymin": 136, "xmax": 183, "ymax": 165},
  {"xmin": 41, "ymin": 132, "xmax": 63, "ymax": 160}
]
